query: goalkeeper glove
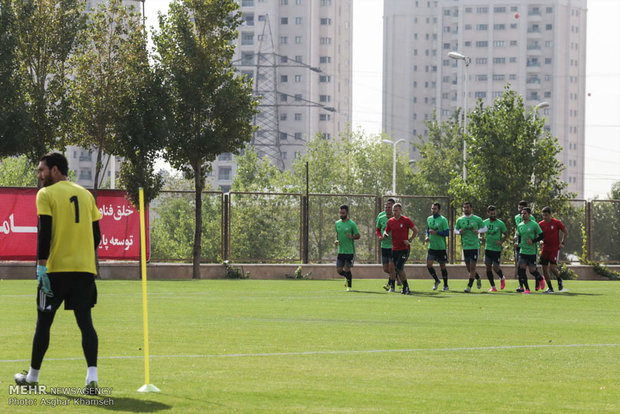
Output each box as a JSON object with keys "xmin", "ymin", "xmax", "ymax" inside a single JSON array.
[{"xmin": 37, "ymin": 265, "xmax": 53, "ymax": 297}]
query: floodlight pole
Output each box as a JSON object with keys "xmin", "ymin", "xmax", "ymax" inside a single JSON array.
[
  {"xmin": 382, "ymin": 139, "xmax": 405, "ymax": 195},
  {"xmin": 448, "ymin": 51, "xmax": 471, "ymax": 182}
]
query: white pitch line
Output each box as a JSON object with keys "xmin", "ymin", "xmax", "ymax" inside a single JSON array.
[{"xmin": 1, "ymin": 343, "xmax": 617, "ymax": 364}]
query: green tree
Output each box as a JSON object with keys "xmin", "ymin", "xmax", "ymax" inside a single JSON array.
[
  {"xmin": 69, "ymin": 0, "xmax": 145, "ymax": 199},
  {"xmin": 0, "ymin": 0, "xmax": 30, "ymax": 157},
  {"xmin": 154, "ymin": 0, "xmax": 257, "ymax": 278},
  {"xmin": 0, "ymin": 155, "xmax": 37, "ymax": 186},
  {"xmin": 449, "ymin": 88, "xmax": 573, "ymax": 235},
  {"xmin": 12, "ymin": 0, "xmax": 84, "ymax": 162}
]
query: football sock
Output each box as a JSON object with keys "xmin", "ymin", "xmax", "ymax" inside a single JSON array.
[
  {"xmin": 518, "ymin": 268, "xmax": 527, "ymax": 289},
  {"xmin": 441, "ymin": 268, "xmax": 448, "ymax": 285},
  {"xmin": 475, "ymin": 273, "xmax": 480, "ymax": 280},
  {"xmin": 486, "ymin": 270, "xmax": 495, "ymax": 286},
  {"xmin": 345, "ymin": 271, "xmax": 352, "ymax": 287},
  {"xmin": 86, "ymin": 366, "xmax": 98, "ymax": 384},
  {"xmin": 338, "ymin": 270, "xmax": 347, "ymax": 277},
  {"xmin": 31, "ymin": 309, "xmax": 56, "ymax": 370},
  {"xmin": 496, "ymin": 269, "xmax": 504, "ymax": 278},
  {"xmin": 74, "ymin": 308, "xmax": 98, "ymax": 367},
  {"xmin": 532, "ymin": 270, "xmax": 542, "ymax": 281},
  {"xmin": 389, "ymin": 279, "xmax": 396, "ymax": 289},
  {"xmin": 468, "ymin": 278, "xmax": 474, "ymax": 288},
  {"xmin": 427, "ymin": 267, "xmax": 439, "ymax": 282},
  {"xmin": 401, "ymin": 280, "xmax": 409, "ymax": 289},
  {"xmin": 26, "ymin": 367, "xmax": 40, "ymax": 383}
]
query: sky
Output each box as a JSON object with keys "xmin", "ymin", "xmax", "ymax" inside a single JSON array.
[{"xmin": 145, "ymin": 0, "xmax": 620, "ymax": 199}]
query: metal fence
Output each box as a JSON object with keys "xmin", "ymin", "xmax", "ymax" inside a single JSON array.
[{"xmin": 148, "ymin": 191, "xmax": 620, "ymax": 264}]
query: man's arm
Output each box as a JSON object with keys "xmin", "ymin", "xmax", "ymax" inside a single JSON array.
[
  {"xmin": 560, "ymin": 227, "xmax": 568, "ymax": 247},
  {"xmin": 93, "ymin": 220, "xmax": 101, "ymax": 249},
  {"xmin": 37, "ymin": 215, "xmax": 52, "ymax": 266}
]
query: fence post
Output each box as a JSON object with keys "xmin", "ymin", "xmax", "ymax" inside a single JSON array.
[
  {"xmin": 222, "ymin": 193, "xmax": 230, "ymax": 261},
  {"xmin": 301, "ymin": 195, "xmax": 309, "ymax": 264},
  {"xmin": 586, "ymin": 201, "xmax": 593, "ymax": 262},
  {"xmin": 375, "ymin": 196, "xmax": 383, "ymax": 263}
]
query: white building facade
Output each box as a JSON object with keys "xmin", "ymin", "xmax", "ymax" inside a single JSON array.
[{"xmin": 383, "ymin": 0, "xmax": 587, "ymax": 196}]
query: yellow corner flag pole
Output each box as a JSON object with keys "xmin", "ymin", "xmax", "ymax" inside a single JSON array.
[{"xmin": 137, "ymin": 188, "xmax": 160, "ymax": 393}]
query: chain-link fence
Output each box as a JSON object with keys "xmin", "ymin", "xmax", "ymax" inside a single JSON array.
[
  {"xmin": 146, "ymin": 191, "xmax": 620, "ymax": 264},
  {"xmin": 592, "ymin": 199, "xmax": 620, "ymax": 263}
]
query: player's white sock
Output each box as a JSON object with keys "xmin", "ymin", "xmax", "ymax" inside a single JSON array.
[
  {"xmin": 27, "ymin": 367, "xmax": 40, "ymax": 383},
  {"xmin": 86, "ymin": 366, "xmax": 98, "ymax": 384}
]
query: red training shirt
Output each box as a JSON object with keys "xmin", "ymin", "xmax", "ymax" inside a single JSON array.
[
  {"xmin": 538, "ymin": 218, "xmax": 566, "ymax": 252},
  {"xmin": 385, "ymin": 215, "xmax": 415, "ymax": 251}
]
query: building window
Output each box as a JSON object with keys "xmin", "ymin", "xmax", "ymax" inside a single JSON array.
[
  {"xmin": 280, "ymin": 0, "xmax": 288, "ymax": 4},
  {"xmin": 493, "ymin": 40, "xmax": 506, "ymax": 47},
  {"xmin": 79, "ymin": 170, "xmax": 92, "ymax": 180},
  {"xmin": 218, "ymin": 153, "xmax": 232, "ymax": 161},
  {"xmin": 280, "ymin": 113, "xmax": 287, "ymax": 121},
  {"xmin": 243, "ymin": 14, "xmax": 254, "ymax": 26},
  {"xmin": 241, "ymin": 0, "xmax": 254, "ymax": 6},
  {"xmin": 320, "ymin": 37, "xmax": 332, "ymax": 45},
  {"xmin": 294, "ymin": 94, "xmax": 302, "ymax": 101},
  {"xmin": 319, "ymin": 95, "xmax": 331, "ymax": 102},
  {"xmin": 295, "ymin": 36, "xmax": 302, "ymax": 44},
  {"xmin": 494, "ymin": 24, "xmax": 505, "ymax": 30},
  {"xmin": 218, "ymin": 167, "xmax": 231, "ymax": 180},
  {"xmin": 294, "ymin": 132, "xmax": 302, "ymax": 140},
  {"xmin": 296, "ymin": 0, "xmax": 302, "ymax": 4},
  {"xmin": 476, "ymin": 24, "xmax": 488, "ymax": 31},
  {"xmin": 241, "ymin": 32, "xmax": 254, "ymax": 45},
  {"xmin": 241, "ymin": 52, "xmax": 254, "ymax": 65},
  {"xmin": 258, "ymin": 14, "xmax": 265, "ymax": 21},
  {"xmin": 294, "ymin": 55, "xmax": 302, "ymax": 62},
  {"xmin": 546, "ymin": 24, "xmax": 553, "ymax": 30},
  {"xmin": 280, "ymin": 75, "xmax": 288, "ymax": 83},
  {"xmin": 474, "ymin": 91, "xmax": 487, "ymax": 98},
  {"xmin": 294, "ymin": 75, "xmax": 302, "ymax": 82},
  {"xmin": 494, "ymin": 6, "xmax": 506, "ymax": 13},
  {"xmin": 319, "ymin": 114, "xmax": 331, "ymax": 121},
  {"xmin": 319, "ymin": 75, "xmax": 331, "ymax": 83},
  {"xmin": 280, "ymin": 94, "xmax": 288, "ymax": 102},
  {"xmin": 476, "ymin": 41, "xmax": 488, "ymax": 47},
  {"xmin": 545, "ymin": 58, "xmax": 552, "ymax": 64},
  {"xmin": 320, "ymin": 0, "xmax": 331, "ymax": 6},
  {"xmin": 295, "ymin": 17, "xmax": 302, "ymax": 24},
  {"xmin": 280, "ymin": 36, "xmax": 288, "ymax": 44},
  {"xmin": 476, "ymin": 7, "xmax": 488, "ymax": 13},
  {"xmin": 493, "ymin": 57, "xmax": 506, "ymax": 64},
  {"xmin": 280, "ymin": 132, "xmax": 288, "ymax": 140},
  {"xmin": 319, "ymin": 56, "xmax": 331, "ymax": 63},
  {"xmin": 320, "ymin": 18, "xmax": 331, "ymax": 25},
  {"xmin": 493, "ymin": 74, "xmax": 505, "ymax": 81},
  {"xmin": 476, "ymin": 75, "xmax": 488, "ymax": 81},
  {"xmin": 294, "ymin": 113, "xmax": 302, "ymax": 121},
  {"xmin": 280, "ymin": 55, "xmax": 288, "ymax": 63},
  {"xmin": 280, "ymin": 17, "xmax": 288, "ymax": 24},
  {"xmin": 475, "ymin": 58, "xmax": 487, "ymax": 64}
]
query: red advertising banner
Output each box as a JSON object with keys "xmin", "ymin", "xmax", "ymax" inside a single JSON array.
[{"xmin": 0, "ymin": 188, "xmax": 148, "ymax": 261}]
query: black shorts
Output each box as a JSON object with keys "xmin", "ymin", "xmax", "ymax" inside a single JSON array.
[
  {"xmin": 463, "ymin": 249, "xmax": 479, "ymax": 263},
  {"xmin": 484, "ymin": 250, "xmax": 502, "ymax": 266},
  {"xmin": 37, "ymin": 272, "xmax": 97, "ymax": 313},
  {"xmin": 426, "ymin": 249, "xmax": 448, "ymax": 264},
  {"xmin": 518, "ymin": 254, "xmax": 538, "ymax": 267},
  {"xmin": 381, "ymin": 248, "xmax": 394, "ymax": 265},
  {"xmin": 392, "ymin": 249, "xmax": 410, "ymax": 271},
  {"xmin": 336, "ymin": 254, "xmax": 355, "ymax": 268}
]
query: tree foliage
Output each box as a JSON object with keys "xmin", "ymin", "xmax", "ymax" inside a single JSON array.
[
  {"xmin": 0, "ymin": 155, "xmax": 37, "ymax": 186},
  {"xmin": 0, "ymin": 0, "xmax": 30, "ymax": 157},
  {"xmin": 69, "ymin": 0, "xmax": 147, "ymax": 199},
  {"xmin": 153, "ymin": 0, "xmax": 257, "ymax": 277},
  {"xmin": 447, "ymin": 88, "xmax": 573, "ymax": 233},
  {"xmin": 11, "ymin": 0, "xmax": 84, "ymax": 162}
]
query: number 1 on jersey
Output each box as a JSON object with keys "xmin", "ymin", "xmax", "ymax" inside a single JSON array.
[{"xmin": 70, "ymin": 196, "xmax": 80, "ymax": 223}]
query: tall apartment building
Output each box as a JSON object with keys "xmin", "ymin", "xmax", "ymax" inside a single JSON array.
[
  {"xmin": 210, "ymin": 0, "xmax": 353, "ymax": 192},
  {"xmin": 383, "ymin": 0, "xmax": 587, "ymax": 197}
]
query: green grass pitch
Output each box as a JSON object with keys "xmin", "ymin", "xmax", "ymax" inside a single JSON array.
[{"xmin": 1, "ymin": 278, "xmax": 618, "ymax": 413}]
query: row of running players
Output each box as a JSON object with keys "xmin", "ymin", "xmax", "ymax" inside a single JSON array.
[{"xmin": 335, "ymin": 200, "xmax": 567, "ymax": 295}]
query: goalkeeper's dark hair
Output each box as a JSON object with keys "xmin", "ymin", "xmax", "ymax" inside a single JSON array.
[
  {"xmin": 40, "ymin": 152, "xmax": 69, "ymax": 176},
  {"xmin": 339, "ymin": 204, "xmax": 349, "ymax": 213}
]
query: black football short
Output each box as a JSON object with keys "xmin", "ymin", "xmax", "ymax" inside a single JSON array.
[{"xmin": 37, "ymin": 272, "xmax": 97, "ymax": 312}]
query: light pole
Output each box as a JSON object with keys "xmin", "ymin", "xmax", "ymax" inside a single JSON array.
[
  {"xmin": 382, "ymin": 139, "xmax": 405, "ymax": 195},
  {"xmin": 534, "ymin": 101, "xmax": 550, "ymax": 119},
  {"xmin": 448, "ymin": 51, "xmax": 471, "ymax": 182}
]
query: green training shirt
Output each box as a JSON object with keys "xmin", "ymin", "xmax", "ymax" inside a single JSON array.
[
  {"xmin": 516, "ymin": 220, "xmax": 543, "ymax": 255},
  {"xmin": 376, "ymin": 212, "xmax": 392, "ymax": 249},
  {"xmin": 335, "ymin": 219, "xmax": 360, "ymax": 255},
  {"xmin": 455, "ymin": 214, "xmax": 485, "ymax": 250},
  {"xmin": 483, "ymin": 218, "xmax": 507, "ymax": 252},
  {"xmin": 426, "ymin": 214, "xmax": 449, "ymax": 250}
]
